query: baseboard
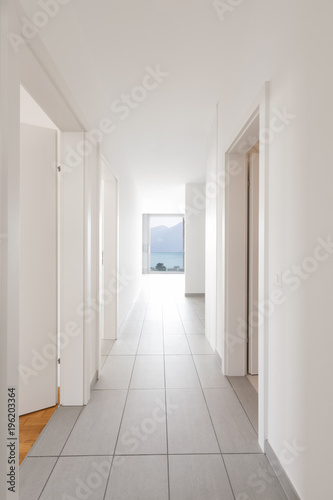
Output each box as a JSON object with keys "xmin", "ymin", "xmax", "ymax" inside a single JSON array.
[
  {"xmin": 265, "ymin": 440, "xmax": 301, "ymax": 500},
  {"xmin": 90, "ymin": 370, "xmax": 98, "ymax": 391},
  {"xmin": 184, "ymin": 293, "xmax": 205, "ymax": 297}
]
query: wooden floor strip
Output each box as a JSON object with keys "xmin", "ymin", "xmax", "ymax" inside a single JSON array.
[{"xmin": 19, "ymin": 388, "xmax": 60, "ymax": 464}]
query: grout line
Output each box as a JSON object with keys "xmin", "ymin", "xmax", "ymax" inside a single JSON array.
[
  {"xmin": 36, "ymin": 406, "xmax": 84, "ymax": 499},
  {"xmin": 162, "ymin": 303, "xmax": 171, "ymax": 500},
  {"xmin": 102, "ymin": 299, "xmax": 149, "ymax": 500},
  {"xmin": 177, "ymin": 299, "xmax": 237, "ymax": 500},
  {"xmin": 58, "ymin": 408, "xmax": 85, "ymax": 455},
  {"xmin": 28, "ymin": 451, "xmax": 264, "ymax": 459},
  {"xmin": 37, "ymin": 456, "xmax": 60, "ymax": 500},
  {"xmin": 227, "ymin": 377, "xmax": 259, "ymax": 437},
  {"xmin": 102, "ymin": 455, "xmax": 115, "ymax": 500}
]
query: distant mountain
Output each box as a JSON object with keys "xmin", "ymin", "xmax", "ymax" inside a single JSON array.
[{"xmin": 151, "ymin": 222, "xmax": 184, "ymax": 253}]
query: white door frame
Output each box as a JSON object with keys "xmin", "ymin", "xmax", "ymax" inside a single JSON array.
[{"xmin": 224, "ymin": 82, "xmax": 270, "ymax": 450}]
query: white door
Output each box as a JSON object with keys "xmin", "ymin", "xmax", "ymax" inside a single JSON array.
[
  {"xmin": 248, "ymin": 152, "xmax": 259, "ymax": 374},
  {"xmin": 101, "ymin": 177, "xmax": 118, "ymax": 340},
  {"xmin": 19, "ymin": 124, "xmax": 58, "ymax": 415}
]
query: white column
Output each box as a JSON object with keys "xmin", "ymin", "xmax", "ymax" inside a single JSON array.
[{"xmin": 60, "ymin": 132, "xmax": 88, "ymax": 406}]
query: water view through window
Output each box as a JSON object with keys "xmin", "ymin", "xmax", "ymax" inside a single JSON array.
[{"xmin": 150, "ymin": 215, "xmax": 185, "ymax": 273}]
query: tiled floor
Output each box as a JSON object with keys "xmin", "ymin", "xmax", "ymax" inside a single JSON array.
[
  {"xmin": 20, "ymin": 276, "xmax": 288, "ymax": 499},
  {"xmin": 247, "ymin": 374, "xmax": 259, "ymax": 393}
]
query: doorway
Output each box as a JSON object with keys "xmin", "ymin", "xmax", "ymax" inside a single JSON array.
[
  {"xmin": 223, "ymin": 83, "xmax": 270, "ymax": 450},
  {"xmin": 19, "ymin": 87, "xmax": 60, "ymax": 461}
]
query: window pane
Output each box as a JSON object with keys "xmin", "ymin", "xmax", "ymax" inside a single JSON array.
[{"xmin": 150, "ymin": 215, "xmax": 184, "ymax": 273}]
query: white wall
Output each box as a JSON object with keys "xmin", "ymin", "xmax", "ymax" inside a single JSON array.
[
  {"xmin": 102, "ymin": 173, "xmax": 118, "ymax": 340},
  {"xmin": 20, "ymin": 86, "xmax": 58, "ymax": 130},
  {"xmin": 142, "ymin": 190, "xmax": 185, "ymax": 214},
  {"xmin": 0, "ymin": 2, "xmax": 20, "ymax": 497},
  {"xmin": 209, "ymin": 1, "xmax": 333, "ymax": 497},
  {"xmin": 108, "ymin": 162, "xmax": 142, "ymax": 328},
  {"xmin": 185, "ymin": 183, "xmax": 206, "ymax": 295}
]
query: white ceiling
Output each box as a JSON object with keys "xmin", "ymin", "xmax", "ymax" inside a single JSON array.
[{"xmin": 19, "ymin": 0, "xmax": 253, "ymax": 205}]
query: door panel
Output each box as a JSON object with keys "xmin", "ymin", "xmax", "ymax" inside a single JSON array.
[
  {"xmin": 248, "ymin": 153, "xmax": 259, "ymax": 374},
  {"xmin": 19, "ymin": 124, "xmax": 58, "ymax": 415}
]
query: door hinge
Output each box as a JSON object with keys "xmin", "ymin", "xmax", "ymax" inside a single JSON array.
[
  {"xmin": 57, "ymin": 166, "xmax": 61, "ymax": 172},
  {"xmin": 58, "ymin": 358, "xmax": 61, "ymax": 364}
]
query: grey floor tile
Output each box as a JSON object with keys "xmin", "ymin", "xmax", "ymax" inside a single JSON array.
[
  {"xmin": 127, "ymin": 310, "xmax": 146, "ymax": 322},
  {"xmin": 142, "ymin": 320, "xmax": 163, "ymax": 335},
  {"xmin": 146, "ymin": 303, "xmax": 162, "ymax": 311},
  {"xmin": 186, "ymin": 335, "xmax": 214, "ymax": 354},
  {"xmin": 105, "ymin": 455, "xmax": 168, "ymax": 500},
  {"xmin": 224, "ymin": 454, "xmax": 288, "ymax": 500},
  {"xmin": 193, "ymin": 355, "xmax": 230, "ymax": 388},
  {"xmin": 130, "ymin": 356, "xmax": 165, "ymax": 389},
  {"xmin": 40, "ymin": 456, "xmax": 112, "ymax": 500},
  {"xmin": 109, "ymin": 336, "xmax": 139, "ymax": 355},
  {"xmin": 164, "ymin": 312, "xmax": 181, "ymax": 321},
  {"xmin": 131, "ymin": 303, "xmax": 147, "ymax": 312},
  {"xmin": 137, "ymin": 335, "xmax": 164, "ymax": 355},
  {"xmin": 228, "ymin": 376, "xmax": 253, "ymax": 389},
  {"xmin": 119, "ymin": 321, "xmax": 143, "ymax": 336},
  {"xmin": 165, "ymin": 355, "xmax": 200, "ymax": 388},
  {"xmin": 101, "ymin": 339, "xmax": 115, "ymax": 355},
  {"xmin": 183, "ymin": 319, "xmax": 205, "ymax": 334},
  {"xmin": 20, "ymin": 457, "xmax": 57, "ymax": 500},
  {"xmin": 204, "ymin": 388, "xmax": 260, "ymax": 453},
  {"xmin": 163, "ymin": 306, "xmax": 179, "ymax": 314},
  {"xmin": 228, "ymin": 377, "xmax": 259, "ymax": 433},
  {"xmin": 178, "ymin": 310, "xmax": 199, "ymax": 321},
  {"xmin": 145, "ymin": 310, "xmax": 163, "ymax": 321},
  {"xmin": 192, "ymin": 306, "xmax": 205, "ymax": 320},
  {"xmin": 164, "ymin": 336, "xmax": 190, "ymax": 355},
  {"xmin": 247, "ymin": 374, "xmax": 259, "ymax": 392},
  {"xmin": 94, "ymin": 356, "xmax": 135, "ymax": 389},
  {"xmin": 169, "ymin": 454, "xmax": 234, "ymax": 500},
  {"xmin": 101, "ymin": 355, "xmax": 108, "ymax": 369},
  {"xmin": 62, "ymin": 391, "xmax": 127, "ymax": 455},
  {"xmin": 163, "ymin": 320, "xmax": 185, "ymax": 335},
  {"xmin": 174, "ymin": 301, "xmax": 189, "ymax": 311},
  {"xmin": 28, "ymin": 406, "xmax": 82, "ymax": 457},
  {"xmin": 116, "ymin": 390, "xmax": 167, "ymax": 455},
  {"xmin": 167, "ymin": 389, "xmax": 219, "ymax": 454}
]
